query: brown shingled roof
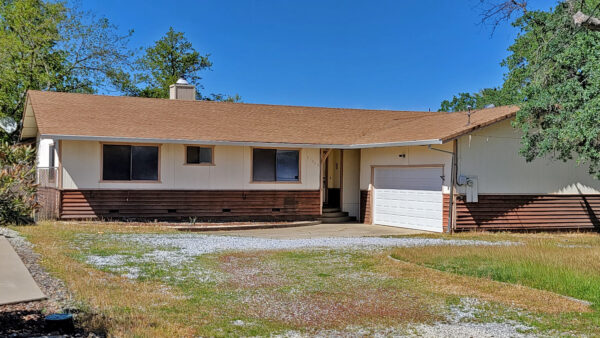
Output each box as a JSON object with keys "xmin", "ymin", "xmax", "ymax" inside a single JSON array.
[{"xmin": 23, "ymin": 90, "xmax": 519, "ymax": 147}]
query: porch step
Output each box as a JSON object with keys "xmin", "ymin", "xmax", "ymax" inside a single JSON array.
[
  {"xmin": 322, "ymin": 207, "xmax": 341, "ymax": 213},
  {"xmin": 319, "ymin": 207, "xmax": 356, "ymax": 223},
  {"xmin": 320, "ymin": 216, "xmax": 356, "ymax": 223},
  {"xmin": 320, "ymin": 211, "xmax": 348, "ymax": 218}
]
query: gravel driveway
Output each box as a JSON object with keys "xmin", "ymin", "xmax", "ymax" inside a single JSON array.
[
  {"xmin": 101, "ymin": 233, "xmax": 515, "ymax": 255},
  {"xmin": 83, "ymin": 233, "xmax": 517, "ymax": 270}
]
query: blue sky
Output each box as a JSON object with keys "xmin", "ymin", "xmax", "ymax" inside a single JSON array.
[{"xmin": 82, "ymin": 0, "xmax": 555, "ymax": 111}]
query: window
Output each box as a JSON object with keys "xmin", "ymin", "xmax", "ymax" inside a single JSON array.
[
  {"xmin": 48, "ymin": 144, "xmax": 55, "ymax": 168},
  {"xmin": 186, "ymin": 146, "xmax": 213, "ymax": 165},
  {"xmin": 48, "ymin": 144, "xmax": 56, "ymax": 181},
  {"xmin": 252, "ymin": 148, "xmax": 299, "ymax": 182},
  {"xmin": 102, "ymin": 144, "xmax": 159, "ymax": 181}
]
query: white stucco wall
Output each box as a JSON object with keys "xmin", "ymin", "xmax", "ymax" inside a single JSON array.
[
  {"xmin": 60, "ymin": 141, "xmax": 320, "ymax": 190},
  {"xmin": 342, "ymin": 149, "xmax": 360, "ymax": 217},
  {"xmin": 359, "ymin": 144, "xmax": 453, "ymax": 193},
  {"xmin": 458, "ymin": 119, "xmax": 600, "ymax": 194}
]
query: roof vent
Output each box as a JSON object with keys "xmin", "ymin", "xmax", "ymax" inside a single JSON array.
[
  {"xmin": 484, "ymin": 104, "xmax": 495, "ymax": 109},
  {"xmin": 169, "ymin": 78, "xmax": 196, "ymax": 100}
]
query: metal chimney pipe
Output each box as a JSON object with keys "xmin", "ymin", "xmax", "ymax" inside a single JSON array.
[{"xmin": 467, "ymin": 105, "xmax": 472, "ymax": 125}]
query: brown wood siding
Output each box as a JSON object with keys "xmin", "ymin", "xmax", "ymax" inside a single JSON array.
[
  {"xmin": 443, "ymin": 193, "xmax": 450, "ymax": 233},
  {"xmin": 359, "ymin": 190, "xmax": 372, "ymax": 224},
  {"xmin": 37, "ymin": 187, "xmax": 60, "ymax": 220},
  {"xmin": 60, "ymin": 190, "xmax": 321, "ymax": 221},
  {"xmin": 454, "ymin": 194, "xmax": 600, "ymax": 231}
]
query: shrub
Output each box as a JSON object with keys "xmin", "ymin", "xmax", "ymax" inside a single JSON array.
[{"xmin": 0, "ymin": 142, "xmax": 37, "ymax": 225}]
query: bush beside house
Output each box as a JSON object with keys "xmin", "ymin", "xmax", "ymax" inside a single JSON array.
[{"xmin": 0, "ymin": 142, "xmax": 37, "ymax": 224}]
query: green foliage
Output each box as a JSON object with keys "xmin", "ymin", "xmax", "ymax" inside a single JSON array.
[
  {"xmin": 0, "ymin": 0, "xmax": 133, "ymax": 143},
  {"xmin": 441, "ymin": 0, "xmax": 600, "ymax": 178},
  {"xmin": 438, "ymin": 87, "xmax": 515, "ymax": 112},
  {"xmin": 0, "ymin": 141, "xmax": 37, "ymax": 224},
  {"xmin": 508, "ymin": 1, "xmax": 600, "ymax": 178},
  {"xmin": 118, "ymin": 27, "xmax": 240, "ymax": 102}
]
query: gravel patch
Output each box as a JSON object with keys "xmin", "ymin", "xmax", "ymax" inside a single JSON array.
[
  {"xmin": 103, "ymin": 233, "xmax": 516, "ymax": 257},
  {"xmin": 278, "ymin": 298, "xmax": 536, "ymax": 337},
  {"xmin": 407, "ymin": 297, "xmax": 535, "ymax": 337},
  {"xmin": 280, "ymin": 323, "xmax": 535, "ymax": 337},
  {"xmin": 406, "ymin": 322, "xmax": 535, "ymax": 337},
  {"xmin": 78, "ymin": 233, "xmax": 516, "ymax": 281},
  {"xmin": 0, "ymin": 227, "xmax": 97, "ymax": 337}
]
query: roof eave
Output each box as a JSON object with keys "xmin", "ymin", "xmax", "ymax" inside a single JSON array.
[
  {"xmin": 439, "ymin": 110, "xmax": 518, "ymax": 143},
  {"xmin": 40, "ymin": 134, "xmax": 443, "ymax": 149},
  {"xmin": 19, "ymin": 92, "xmax": 38, "ymax": 140}
]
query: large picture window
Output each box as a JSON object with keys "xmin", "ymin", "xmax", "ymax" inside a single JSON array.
[
  {"xmin": 102, "ymin": 144, "xmax": 159, "ymax": 181},
  {"xmin": 252, "ymin": 148, "xmax": 299, "ymax": 182}
]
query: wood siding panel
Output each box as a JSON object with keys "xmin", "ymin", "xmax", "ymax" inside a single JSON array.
[
  {"xmin": 359, "ymin": 190, "xmax": 372, "ymax": 224},
  {"xmin": 454, "ymin": 194, "xmax": 600, "ymax": 231},
  {"xmin": 443, "ymin": 194, "xmax": 450, "ymax": 233},
  {"xmin": 36, "ymin": 187, "xmax": 60, "ymax": 220},
  {"xmin": 60, "ymin": 190, "xmax": 321, "ymax": 221}
]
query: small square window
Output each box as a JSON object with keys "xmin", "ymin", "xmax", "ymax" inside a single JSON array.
[{"xmin": 186, "ymin": 146, "xmax": 213, "ymax": 164}]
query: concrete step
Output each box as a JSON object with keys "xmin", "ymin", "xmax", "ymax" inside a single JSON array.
[
  {"xmin": 321, "ymin": 211, "xmax": 348, "ymax": 218},
  {"xmin": 320, "ymin": 216, "xmax": 356, "ymax": 223},
  {"xmin": 322, "ymin": 207, "xmax": 341, "ymax": 213}
]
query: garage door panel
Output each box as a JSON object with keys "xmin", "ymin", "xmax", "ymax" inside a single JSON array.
[
  {"xmin": 375, "ymin": 189, "xmax": 442, "ymax": 203},
  {"xmin": 373, "ymin": 167, "xmax": 443, "ymax": 232},
  {"xmin": 376, "ymin": 208, "xmax": 441, "ymax": 221},
  {"xmin": 376, "ymin": 215, "xmax": 441, "ymax": 229},
  {"xmin": 374, "ymin": 168, "xmax": 442, "ymax": 191},
  {"xmin": 375, "ymin": 200, "xmax": 442, "ymax": 214}
]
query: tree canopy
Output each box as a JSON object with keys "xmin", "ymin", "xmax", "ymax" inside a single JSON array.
[
  {"xmin": 439, "ymin": 88, "xmax": 515, "ymax": 112},
  {"xmin": 0, "ymin": 1, "xmax": 240, "ymax": 142},
  {"xmin": 0, "ymin": 0, "xmax": 132, "ymax": 142},
  {"xmin": 440, "ymin": 0, "xmax": 600, "ymax": 178},
  {"xmin": 117, "ymin": 27, "xmax": 240, "ymax": 102}
]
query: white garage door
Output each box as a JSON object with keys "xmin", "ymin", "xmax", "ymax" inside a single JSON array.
[{"xmin": 373, "ymin": 167, "xmax": 443, "ymax": 232}]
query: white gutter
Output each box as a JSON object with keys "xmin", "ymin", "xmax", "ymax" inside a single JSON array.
[{"xmin": 40, "ymin": 134, "xmax": 443, "ymax": 149}]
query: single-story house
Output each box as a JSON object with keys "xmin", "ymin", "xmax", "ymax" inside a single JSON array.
[{"xmin": 21, "ymin": 81, "xmax": 600, "ymax": 232}]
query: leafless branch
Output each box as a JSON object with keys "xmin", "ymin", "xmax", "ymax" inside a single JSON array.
[{"xmin": 479, "ymin": 0, "xmax": 529, "ymax": 34}]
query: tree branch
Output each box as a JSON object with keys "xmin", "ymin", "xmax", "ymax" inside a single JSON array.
[{"xmin": 573, "ymin": 10, "xmax": 600, "ymax": 31}]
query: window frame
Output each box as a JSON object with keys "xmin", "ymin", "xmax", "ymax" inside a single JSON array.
[
  {"xmin": 184, "ymin": 145, "xmax": 215, "ymax": 166},
  {"xmin": 48, "ymin": 143, "xmax": 56, "ymax": 182},
  {"xmin": 100, "ymin": 142, "xmax": 162, "ymax": 183},
  {"xmin": 250, "ymin": 147, "xmax": 302, "ymax": 184}
]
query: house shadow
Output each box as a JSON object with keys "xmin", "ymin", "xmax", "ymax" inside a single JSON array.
[
  {"xmin": 577, "ymin": 187, "xmax": 600, "ymax": 232},
  {"xmin": 458, "ymin": 191, "xmax": 600, "ymax": 232}
]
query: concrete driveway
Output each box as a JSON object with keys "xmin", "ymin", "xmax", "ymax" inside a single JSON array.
[{"xmin": 203, "ymin": 222, "xmax": 427, "ymax": 239}]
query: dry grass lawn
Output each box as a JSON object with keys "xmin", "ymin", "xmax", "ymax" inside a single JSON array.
[{"xmin": 13, "ymin": 222, "xmax": 600, "ymax": 336}]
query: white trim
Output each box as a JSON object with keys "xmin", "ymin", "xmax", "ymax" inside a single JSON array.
[{"xmin": 40, "ymin": 134, "xmax": 443, "ymax": 149}]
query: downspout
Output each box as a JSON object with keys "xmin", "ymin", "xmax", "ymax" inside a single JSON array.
[{"xmin": 428, "ymin": 141, "xmax": 457, "ymax": 234}]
